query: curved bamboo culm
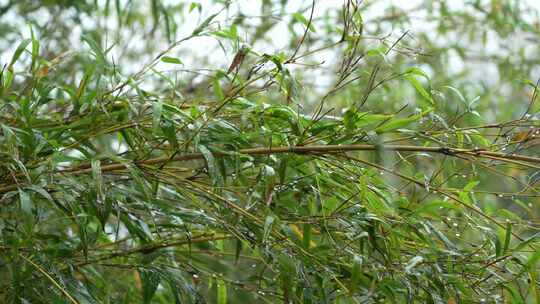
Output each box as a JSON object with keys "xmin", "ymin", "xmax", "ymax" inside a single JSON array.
[
  {"xmin": 2, "ymin": 1, "xmax": 540, "ymax": 303},
  {"xmin": 1, "ymin": 144, "xmax": 539, "ymax": 195}
]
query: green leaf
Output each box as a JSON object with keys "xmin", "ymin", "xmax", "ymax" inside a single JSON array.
[
  {"xmin": 350, "ymin": 255, "xmax": 363, "ymax": 288},
  {"xmin": 413, "ymin": 200, "xmax": 460, "ymax": 216},
  {"xmin": 152, "ymin": 101, "xmax": 163, "ymax": 134},
  {"xmin": 19, "ymin": 189, "xmax": 32, "ymax": 214},
  {"xmin": 161, "ymin": 56, "xmax": 183, "ymax": 64},
  {"xmin": 25, "ymin": 185, "xmax": 53, "ymax": 203},
  {"xmin": 217, "ymin": 279, "xmax": 227, "ymax": 304},
  {"xmin": 442, "ymin": 85, "xmax": 466, "ymax": 103},
  {"xmin": 29, "ymin": 24, "xmax": 39, "ymax": 71},
  {"xmin": 513, "ymin": 231, "xmax": 540, "ymax": 251},
  {"xmin": 375, "ymin": 108, "xmax": 433, "ymax": 133},
  {"xmin": 263, "ymin": 215, "xmax": 275, "ymax": 243},
  {"xmin": 404, "ymin": 256, "xmax": 424, "ymax": 273},
  {"xmin": 82, "ymin": 35, "xmax": 106, "ymax": 64},
  {"xmin": 405, "ymin": 74, "xmax": 434, "ymax": 105},
  {"xmin": 502, "ymin": 222, "xmax": 512, "ymax": 255},
  {"xmin": 459, "ymin": 180, "xmax": 479, "ymax": 204},
  {"xmin": 189, "ymin": 2, "xmax": 202, "ymax": 13},
  {"xmin": 192, "ymin": 11, "xmax": 220, "ymax": 36},
  {"xmin": 529, "ymin": 270, "xmax": 540, "ymax": 304},
  {"xmin": 199, "ymin": 145, "xmax": 222, "ymax": 186},
  {"xmin": 302, "ymin": 223, "xmax": 312, "ymax": 249},
  {"xmin": 9, "ymin": 39, "xmax": 31, "ymax": 68},
  {"xmin": 503, "ymin": 284, "xmax": 524, "ymax": 304},
  {"xmin": 139, "ymin": 268, "xmax": 161, "ymax": 304},
  {"xmin": 343, "ymin": 109, "xmax": 391, "ymax": 130},
  {"xmin": 523, "ymin": 250, "xmax": 540, "ymax": 274},
  {"xmin": 91, "ymin": 159, "xmax": 103, "ymax": 198},
  {"xmin": 292, "ymin": 12, "xmax": 315, "ymax": 32},
  {"xmin": 213, "ymin": 76, "xmax": 224, "ymax": 100}
]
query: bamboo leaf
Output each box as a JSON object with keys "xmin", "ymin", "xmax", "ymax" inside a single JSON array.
[
  {"xmin": 161, "ymin": 56, "xmax": 183, "ymax": 64},
  {"xmin": 9, "ymin": 39, "xmax": 31, "ymax": 68},
  {"xmin": 375, "ymin": 108, "xmax": 433, "ymax": 133},
  {"xmin": 192, "ymin": 11, "xmax": 220, "ymax": 36},
  {"xmin": 217, "ymin": 279, "xmax": 227, "ymax": 304}
]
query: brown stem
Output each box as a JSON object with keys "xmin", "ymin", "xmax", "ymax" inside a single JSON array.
[
  {"xmin": 75, "ymin": 233, "xmax": 232, "ymax": 267},
  {"xmin": 2, "ymin": 144, "xmax": 540, "ymax": 194}
]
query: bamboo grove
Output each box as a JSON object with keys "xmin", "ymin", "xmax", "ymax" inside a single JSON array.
[{"xmin": 0, "ymin": 1, "xmax": 539, "ymax": 303}]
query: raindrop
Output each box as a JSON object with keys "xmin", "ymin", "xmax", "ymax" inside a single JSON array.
[
  {"xmin": 455, "ymin": 233, "xmax": 461, "ymax": 237},
  {"xmin": 497, "ymin": 194, "xmax": 504, "ymax": 198},
  {"xmin": 452, "ymin": 223, "xmax": 458, "ymax": 227},
  {"xmin": 462, "ymin": 175, "xmax": 467, "ymax": 178},
  {"xmin": 251, "ymin": 264, "xmax": 257, "ymax": 268},
  {"xmin": 528, "ymin": 203, "xmax": 533, "ymax": 208}
]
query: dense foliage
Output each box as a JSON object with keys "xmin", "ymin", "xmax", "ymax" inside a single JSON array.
[{"xmin": 0, "ymin": 0, "xmax": 539, "ymax": 303}]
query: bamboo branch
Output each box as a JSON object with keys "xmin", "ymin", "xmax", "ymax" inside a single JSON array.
[
  {"xmin": 75, "ymin": 233, "xmax": 232, "ymax": 267},
  {"xmin": 1, "ymin": 144, "xmax": 540, "ymax": 194}
]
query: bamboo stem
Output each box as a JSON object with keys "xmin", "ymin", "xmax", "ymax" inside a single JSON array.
[{"xmin": 1, "ymin": 144, "xmax": 539, "ymax": 194}]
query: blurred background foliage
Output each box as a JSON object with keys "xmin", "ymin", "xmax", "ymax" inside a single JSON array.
[{"xmin": 0, "ymin": 0, "xmax": 539, "ymax": 303}]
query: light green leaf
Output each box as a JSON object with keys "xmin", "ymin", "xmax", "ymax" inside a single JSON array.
[
  {"xmin": 192, "ymin": 11, "xmax": 220, "ymax": 36},
  {"xmin": 152, "ymin": 101, "xmax": 163, "ymax": 133},
  {"xmin": 375, "ymin": 108, "xmax": 432, "ymax": 133},
  {"xmin": 18, "ymin": 189, "xmax": 32, "ymax": 214},
  {"xmin": 9, "ymin": 39, "xmax": 31, "ymax": 68},
  {"xmin": 263, "ymin": 215, "xmax": 275, "ymax": 243},
  {"xmin": 292, "ymin": 12, "xmax": 315, "ymax": 32},
  {"xmin": 161, "ymin": 56, "xmax": 183, "ymax": 64},
  {"xmin": 405, "ymin": 256, "xmax": 424, "ymax": 273},
  {"xmin": 217, "ymin": 279, "xmax": 227, "ymax": 304},
  {"xmin": 405, "ymin": 74, "xmax": 434, "ymax": 105}
]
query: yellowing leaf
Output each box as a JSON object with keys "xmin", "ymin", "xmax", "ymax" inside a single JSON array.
[
  {"xmin": 290, "ymin": 224, "xmax": 316, "ymax": 248},
  {"xmin": 36, "ymin": 65, "xmax": 49, "ymax": 78}
]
